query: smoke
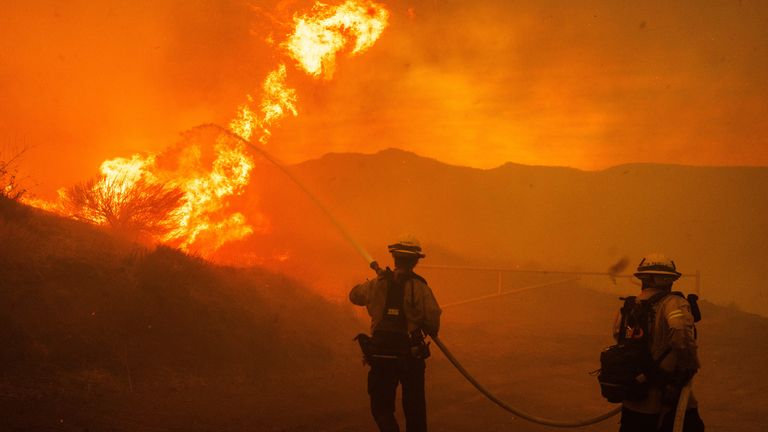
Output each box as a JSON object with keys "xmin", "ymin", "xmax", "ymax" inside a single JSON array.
[
  {"xmin": 271, "ymin": 0, "xmax": 768, "ymax": 169},
  {"xmin": 2, "ymin": 0, "xmax": 767, "ymax": 199}
]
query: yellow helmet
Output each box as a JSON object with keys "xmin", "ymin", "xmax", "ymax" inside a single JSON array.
[
  {"xmin": 634, "ymin": 253, "xmax": 681, "ymax": 281},
  {"xmin": 388, "ymin": 234, "xmax": 426, "ymax": 258}
]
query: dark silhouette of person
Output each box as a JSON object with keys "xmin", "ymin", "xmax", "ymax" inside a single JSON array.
[{"xmin": 350, "ymin": 235, "xmax": 441, "ymax": 432}]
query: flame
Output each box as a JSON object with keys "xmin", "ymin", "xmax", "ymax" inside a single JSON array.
[
  {"xmin": 99, "ymin": 154, "xmax": 156, "ymax": 195},
  {"xmin": 260, "ymin": 65, "xmax": 299, "ymax": 137},
  {"xmin": 29, "ymin": 133, "xmax": 258, "ymax": 255},
  {"xmin": 217, "ymin": 0, "xmax": 389, "ymax": 259},
  {"xmin": 229, "ymin": 0, "xmax": 389, "ymax": 143},
  {"xmin": 230, "ymin": 64, "xmax": 298, "ymax": 143},
  {"xmin": 27, "ymin": 0, "xmax": 390, "ymax": 259},
  {"xmin": 229, "ymin": 97, "xmax": 257, "ymax": 142},
  {"xmin": 163, "ymin": 137, "xmax": 255, "ymax": 251},
  {"xmin": 284, "ymin": 0, "xmax": 390, "ymax": 78}
]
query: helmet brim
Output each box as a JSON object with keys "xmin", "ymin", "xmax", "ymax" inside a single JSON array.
[
  {"xmin": 634, "ymin": 270, "xmax": 681, "ymax": 280},
  {"xmin": 390, "ymin": 249, "xmax": 426, "ymax": 258}
]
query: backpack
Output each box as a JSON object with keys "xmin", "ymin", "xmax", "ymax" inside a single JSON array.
[
  {"xmin": 355, "ymin": 270, "xmax": 431, "ymax": 362},
  {"xmin": 597, "ymin": 291, "xmax": 672, "ymax": 403}
]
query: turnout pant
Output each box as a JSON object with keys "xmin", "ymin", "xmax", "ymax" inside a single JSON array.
[
  {"xmin": 619, "ymin": 407, "xmax": 705, "ymax": 432},
  {"xmin": 367, "ymin": 357, "xmax": 427, "ymax": 432}
]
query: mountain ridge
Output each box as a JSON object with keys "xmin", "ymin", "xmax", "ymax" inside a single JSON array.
[
  {"xmin": 240, "ymin": 146, "xmax": 768, "ymax": 315},
  {"xmin": 294, "ymin": 147, "xmax": 768, "ymax": 173}
]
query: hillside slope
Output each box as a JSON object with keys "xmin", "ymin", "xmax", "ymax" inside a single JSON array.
[{"xmin": 0, "ymin": 197, "xmax": 361, "ymax": 430}]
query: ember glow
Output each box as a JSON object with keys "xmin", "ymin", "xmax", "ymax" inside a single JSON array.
[
  {"xmin": 284, "ymin": 0, "xmax": 390, "ymax": 78},
  {"xmin": 26, "ymin": 0, "xmax": 390, "ymax": 256}
]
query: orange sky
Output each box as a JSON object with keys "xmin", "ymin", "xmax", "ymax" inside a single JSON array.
[{"xmin": 2, "ymin": 0, "xmax": 767, "ymax": 197}]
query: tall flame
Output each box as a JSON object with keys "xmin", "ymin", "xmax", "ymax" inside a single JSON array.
[
  {"xmin": 162, "ymin": 137, "xmax": 254, "ymax": 251},
  {"xmin": 230, "ymin": 0, "xmax": 389, "ymax": 143},
  {"xmin": 230, "ymin": 64, "xmax": 298, "ymax": 143},
  {"xmin": 27, "ymin": 0, "xmax": 390, "ymax": 257},
  {"xmin": 261, "ymin": 65, "xmax": 299, "ymax": 136}
]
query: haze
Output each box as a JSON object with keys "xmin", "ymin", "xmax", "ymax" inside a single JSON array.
[{"xmin": 2, "ymin": 0, "xmax": 767, "ymax": 198}]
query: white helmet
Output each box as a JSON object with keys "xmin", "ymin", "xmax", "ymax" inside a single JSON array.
[
  {"xmin": 388, "ymin": 234, "xmax": 426, "ymax": 258},
  {"xmin": 634, "ymin": 253, "xmax": 681, "ymax": 281}
]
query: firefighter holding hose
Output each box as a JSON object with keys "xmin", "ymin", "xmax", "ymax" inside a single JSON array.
[{"xmin": 350, "ymin": 235, "xmax": 441, "ymax": 432}]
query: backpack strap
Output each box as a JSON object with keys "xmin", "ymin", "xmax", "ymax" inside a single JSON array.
[
  {"xmin": 369, "ymin": 273, "xmax": 418, "ymax": 359},
  {"xmin": 647, "ymin": 291, "xmax": 671, "ymax": 305},
  {"xmin": 409, "ymin": 272, "xmax": 427, "ymax": 285},
  {"xmin": 642, "ymin": 291, "xmax": 671, "ymax": 341},
  {"xmin": 617, "ymin": 296, "xmax": 637, "ymax": 343},
  {"xmin": 655, "ymin": 347, "xmax": 673, "ymax": 366},
  {"xmin": 398, "ymin": 271, "xmax": 427, "ymax": 309},
  {"xmin": 377, "ymin": 271, "xmax": 430, "ymax": 335},
  {"xmin": 381, "ymin": 272, "xmax": 408, "ymax": 333}
]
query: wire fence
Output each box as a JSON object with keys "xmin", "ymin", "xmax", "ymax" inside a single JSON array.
[{"xmin": 420, "ymin": 264, "xmax": 701, "ymax": 308}]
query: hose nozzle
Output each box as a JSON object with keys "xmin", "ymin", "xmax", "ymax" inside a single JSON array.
[{"xmin": 370, "ymin": 260, "xmax": 387, "ymax": 276}]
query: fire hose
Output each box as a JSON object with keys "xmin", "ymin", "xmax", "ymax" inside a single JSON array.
[
  {"xmin": 672, "ymin": 382, "xmax": 693, "ymax": 432},
  {"xmin": 431, "ymin": 335, "xmax": 620, "ymax": 428},
  {"xmin": 216, "ymin": 124, "xmax": 654, "ymax": 428}
]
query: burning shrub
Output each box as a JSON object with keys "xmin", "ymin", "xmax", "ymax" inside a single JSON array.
[{"xmin": 62, "ymin": 174, "xmax": 185, "ymax": 238}]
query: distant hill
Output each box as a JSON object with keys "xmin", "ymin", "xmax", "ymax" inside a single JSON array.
[{"xmin": 234, "ymin": 148, "xmax": 768, "ymax": 316}]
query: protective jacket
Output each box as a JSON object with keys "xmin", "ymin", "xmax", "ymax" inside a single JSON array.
[
  {"xmin": 611, "ymin": 288, "xmax": 700, "ymax": 414},
  {"xmin": 350, "ymin": 270, "xmax": 441, "ymax": 336}
]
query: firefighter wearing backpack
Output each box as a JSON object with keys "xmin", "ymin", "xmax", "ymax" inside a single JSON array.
[
  {"xmin": 608, "ymin": 254, "xmax": 705, "ymax": 432},
  {"xmin": 350, "ymin": 235, "xmax": 441, "ymax": 432}
]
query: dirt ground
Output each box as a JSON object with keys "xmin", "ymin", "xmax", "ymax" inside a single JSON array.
[{"xmin": 2, "ymin": 281, "xmax": 765, "ymax": 432}]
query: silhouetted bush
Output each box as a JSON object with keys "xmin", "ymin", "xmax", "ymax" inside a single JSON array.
[{"xmin": 62, "ymin": 175, "xmax": 185, "ymax": 238}]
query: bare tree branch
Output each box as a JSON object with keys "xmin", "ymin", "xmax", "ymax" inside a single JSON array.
[{"xmin": 0, "ymin": 148, "xmax": 28, "ymax": 201}]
